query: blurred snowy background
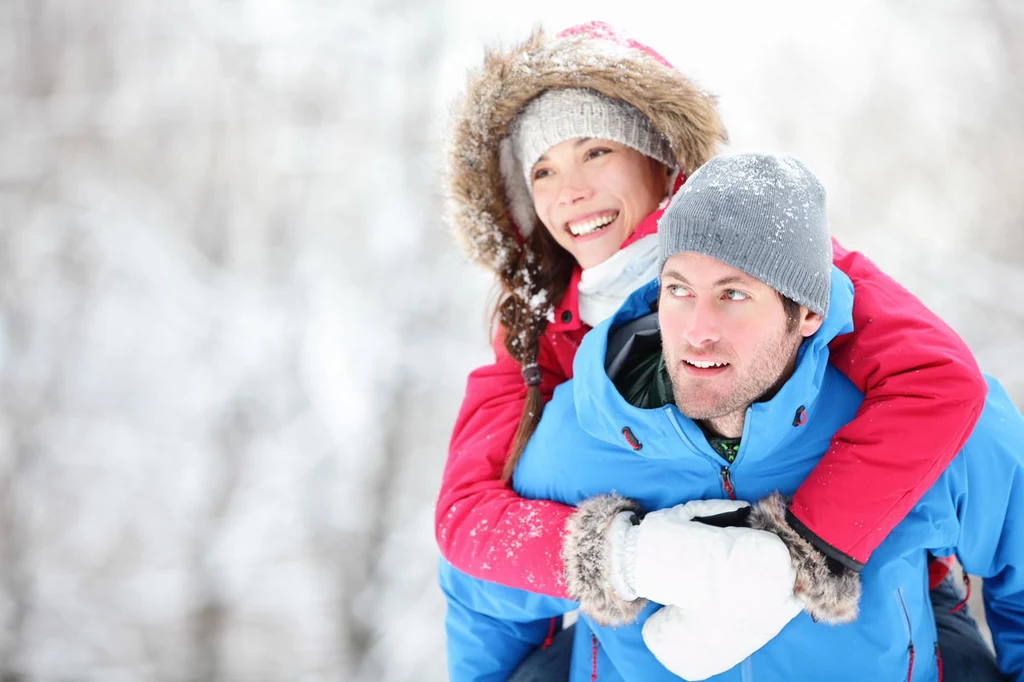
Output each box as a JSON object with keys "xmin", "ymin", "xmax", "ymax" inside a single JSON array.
[{"xmin": 1, "ymin": 0, "xmax": 1021, "ymax": 680}]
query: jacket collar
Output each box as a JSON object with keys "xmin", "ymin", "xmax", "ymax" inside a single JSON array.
[
  {"xmin": 547, "ymin": 205, "xmax": 668, "ymax": 334},
  {"xmin": 572, "ymin": 266, "xmax": 855, "ymax": 463}
]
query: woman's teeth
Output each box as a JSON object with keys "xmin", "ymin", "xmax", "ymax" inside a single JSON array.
[{"xmin": 568, "ymin": 213, "xmax": 618, "ymax": 237}]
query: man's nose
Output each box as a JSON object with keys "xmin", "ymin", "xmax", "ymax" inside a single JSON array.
[{"xmin": 681, "ymin": 299, "xmax": 722, "ymax": 348}]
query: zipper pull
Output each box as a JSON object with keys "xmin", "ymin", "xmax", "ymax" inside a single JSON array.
[{"xmin": 720, "ymin": 466, "xmax": 736, "ymax": 501}]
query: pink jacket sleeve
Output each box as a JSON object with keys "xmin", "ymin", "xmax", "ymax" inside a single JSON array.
[
  {"xmin": 790, "ymin": 238, "xmax": 987, "ymax": 566},
  {"xmin": 435, "ymin": 329, "xmax": 584, "ymax": 598}
]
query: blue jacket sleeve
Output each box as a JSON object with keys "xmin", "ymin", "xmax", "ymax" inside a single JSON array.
[
  {"xmin": 947, "ymin": 379, "xmax": 1024, "ymax": 681},
  {"xmin": 439, "ymin": 558, "xmax": 577, "ymax": 681}
]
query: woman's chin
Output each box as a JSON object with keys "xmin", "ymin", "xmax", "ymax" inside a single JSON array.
[{"xmin": 570, "ymin": 231, "xmax": 626, "ymax": 269}]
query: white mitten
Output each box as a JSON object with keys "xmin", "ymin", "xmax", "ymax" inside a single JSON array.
[
  {"xmin": 563, "ymin": 496, "xmax": 750, "ymax": 625},
  {"xmin": 563, "ymin": 496, "xmax": 803, "ymax": 627},
  {"xmin": 642, "ymin": 593, "xmax": 803, "ymax": 680},
  {"xmin": 621, "ymin": 499, "xmax": 797, "ymax": 611}
]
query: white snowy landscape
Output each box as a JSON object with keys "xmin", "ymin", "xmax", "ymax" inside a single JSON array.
[{"xmin": 1, "ymin": 1, "xmax": 1022, "ymax": 680}]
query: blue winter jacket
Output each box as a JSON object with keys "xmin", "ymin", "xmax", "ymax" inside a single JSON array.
[{"xmin": 439, "ymin": 268, "xmax": 1024, "ymax": 682}]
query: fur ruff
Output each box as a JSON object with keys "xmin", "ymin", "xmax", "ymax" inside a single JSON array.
[
  {"xmin": 445, "ymin": 26, "xmax": 727, "ymax": 275},
  {"xmin": 563, "ymin": 493, "xmax": 647, "ymax": 626},
  {"xmin": 749, "ymin": 492, "xmax": 861, "ymax": 625}
]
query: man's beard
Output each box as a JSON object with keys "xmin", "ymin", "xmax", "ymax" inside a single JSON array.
[{"xmin": 667, "ymin": 326, "xmax": 803, "ymax": 422}]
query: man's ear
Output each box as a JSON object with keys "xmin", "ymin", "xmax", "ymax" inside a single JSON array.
[{"xmin": 799, "ymin": 309, "xmax": 824, "ymax": 338}]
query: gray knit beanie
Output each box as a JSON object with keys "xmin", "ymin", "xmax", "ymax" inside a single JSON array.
[
  {"xmin": 658, "ymin": 153, "xmax": 832, "ymax": 316},
  {"xmin": 499, "ymin": 88, "xmax": 676, "ymax": 236}
]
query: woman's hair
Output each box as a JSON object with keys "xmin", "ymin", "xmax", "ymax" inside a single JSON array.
[
  {"xmin": 495, "ymin": 153, "xmax": 672, "ymax": 482},
  {"xmin": 493, "ymin": 226, "xmax": 575, "ymax": 481}
]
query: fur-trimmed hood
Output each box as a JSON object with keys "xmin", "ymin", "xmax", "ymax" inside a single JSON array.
[{"xmin": 445, "ymin": 22, "xmax": 728, "ymax": 277}]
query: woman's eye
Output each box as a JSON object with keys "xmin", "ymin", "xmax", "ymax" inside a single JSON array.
[
  {"xmin": 532, "ymin": 168, "xmax": 552, "ymax": 181},
  {"xmin": 724, "ymin": 290, "xmax": 749, "ymax": 301},
  {"xmin": 585, "ymin": 147, "xmax": 611, "ymax": 160}
]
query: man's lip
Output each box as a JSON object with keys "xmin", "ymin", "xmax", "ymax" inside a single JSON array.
[
  {"xmin": 680, "ymin": 359, "xmax": 730, "ymax": 376},
  {"xmin": 683, "ymin": 357, "xmax": 729, "ymax": 366}
]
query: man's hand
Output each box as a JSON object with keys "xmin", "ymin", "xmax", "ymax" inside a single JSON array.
[
  {"xmin": 643, "ymin": 592, "xmax": 804, "ymax": 680},
  {"xmin": 626, "ymin": 499, "xmax": 804, "ymax": 680}
]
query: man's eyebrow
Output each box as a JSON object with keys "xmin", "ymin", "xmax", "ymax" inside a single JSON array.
[
  {"xmin": 661, "ymin": 271, "xmax": 754, "ymax": 288},
  {"xmin": 661, "ymin": 270, "xmax": 689, "ymax": 284}
]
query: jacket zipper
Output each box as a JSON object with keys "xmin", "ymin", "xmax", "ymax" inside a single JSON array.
[
  {"xmin": 540, "ymin": 617, "xmax": 556, "ymax": 649},
  {"xmin": 896, "ymin": 587, "xmax": 915, "ymax": 681},
  {"xmin": 720, "ymin": 466, "xmax": 736, "ymax": 500},
  {"xmin": 590, "ymin": 633, "xmax": 599, "ymax": 681}
]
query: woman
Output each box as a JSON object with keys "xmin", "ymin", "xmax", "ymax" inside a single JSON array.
[{"xmin": 437, "ymin": 22, "xmax": 1001, "ymax": 681}]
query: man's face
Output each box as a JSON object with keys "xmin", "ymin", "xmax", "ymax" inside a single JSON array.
[{"xmin": 659, "ymin": 252, "xmax": 823, "ymax": 429}]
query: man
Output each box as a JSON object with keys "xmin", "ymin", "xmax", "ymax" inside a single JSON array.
[{"xmin": 440, "ymin": 153, "xmax": 1024, "ymax": 681}]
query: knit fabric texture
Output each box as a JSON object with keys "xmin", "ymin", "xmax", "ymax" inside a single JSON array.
[
  {"xmin": 658, "ymin": 153, "xmax": 832, "ymax": 317},
  {"xmin": 508, "ymin": 88, "xmax": 676, "ymax": 193}
]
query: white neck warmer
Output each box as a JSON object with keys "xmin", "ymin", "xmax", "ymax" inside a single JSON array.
[{"xmin": 577, "ymin": 234, "xmax": 660, "ymax": 328}]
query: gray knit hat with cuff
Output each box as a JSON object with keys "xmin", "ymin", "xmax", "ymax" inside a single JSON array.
[
  {"xmin": 500, "ymin": 88, "xmax": 676, "ymax": 236},
  {"xmin": 658, "ymin": 153, "xmax": 832, "ymax": 317}
]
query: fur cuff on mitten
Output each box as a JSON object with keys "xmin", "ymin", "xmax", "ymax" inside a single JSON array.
[
  {"xmin": 749, "ymin": 492, "xmax": 861, "ymax": 624},
  {"xmin": 563, "ymin": 494, "xmax": 647, "ymax": 626}
]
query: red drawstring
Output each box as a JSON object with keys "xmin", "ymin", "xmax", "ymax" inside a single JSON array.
[
  {"xmin": 540, "ymin": 617, "xmax": 557, "ymax": 650},
  {"xmin": 591, "ymin": 633, "xmax": 599, "ymax": 681},
  {"xmin": 935, "ymin": 643, "xmax": 943, "ymax": 682},
  {"xmin": 949, "ymin": 573, "xmax": 972, "ymax": 613},
  {"xmin": 906, "ymin": 643, "xmax": 915, "ymax": 682}
]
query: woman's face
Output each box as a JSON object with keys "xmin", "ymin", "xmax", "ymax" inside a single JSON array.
[{"xmin": 530, "ymin": 138, "xmax": 670, "ymax": 269}]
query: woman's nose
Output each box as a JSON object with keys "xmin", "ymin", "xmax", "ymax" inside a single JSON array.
[{"xmin": 557, "ymin": 169, "xmax": 592, "ymax": 205}]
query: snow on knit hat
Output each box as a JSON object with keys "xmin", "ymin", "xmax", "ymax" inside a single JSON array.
[
  {"xmin": 658, "ymin": 153, "xmax": 832, "ymax": 317},
  {"xmin": 502, "ymin": 88, "xmax": 676, "ymax": 236}
]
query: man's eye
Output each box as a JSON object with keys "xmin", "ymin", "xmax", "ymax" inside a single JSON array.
[
  {"xmin": 724, "ymin": 290, "xmax": 749, "ymax": 301},
  {"xmin": 665, "ymin": 284, "xmax": 691, "ymax": 298}
]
